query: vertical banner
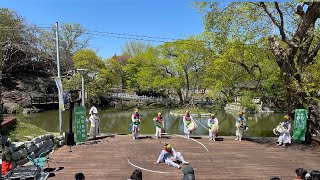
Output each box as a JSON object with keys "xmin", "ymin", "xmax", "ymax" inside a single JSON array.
[
  {"xmin": 293, "ymin": 109, "xmax": 307, "ymax": 141},
  {"xmin": 55, "ymin": 77, "xmax": 65, "ymax": 111},
  {"xmin": 74, "ymin": 106, "xmax": 87, "ymax": 143}
]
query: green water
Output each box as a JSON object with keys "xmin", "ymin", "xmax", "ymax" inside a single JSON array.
[{"xmin": 18, "ymin": 108, "xmax": 287, "ymax": 137}]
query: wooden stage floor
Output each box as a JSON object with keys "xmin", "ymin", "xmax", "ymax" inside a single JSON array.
[{"xmin": 47, "ymin": 135, "xmax": 320, "ymax": 180}]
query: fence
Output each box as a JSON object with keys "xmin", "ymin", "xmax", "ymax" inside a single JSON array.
[
  {"xmin": 105, "ymin": 93, "xmax": 172, "ymax": 103},
  {"xmin": 31, "ymin": 94, "xmax": 59, "ymax": 105}
]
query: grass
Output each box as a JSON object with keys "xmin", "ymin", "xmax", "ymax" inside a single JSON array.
[{"xmin": 8, "ymin": 121, "xmax": 48, "ymax": 142}]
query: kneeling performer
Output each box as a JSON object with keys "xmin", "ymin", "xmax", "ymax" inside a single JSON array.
[{"xmin": 156, "ymin": 144, "xmax": 189, "ymax": 169}]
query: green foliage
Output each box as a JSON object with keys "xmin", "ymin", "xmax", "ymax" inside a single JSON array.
[
  {"xmin": 64, "ymin": 49, "xmax": 113, "ymax": 103},
  {"xmin": 105, "ymin": 54, "xmax": 129, "ymax": 88},
  {"xmin": 87, "ymin": 67, "xmax": 113, "ymax": 100},
  {"xmin": 0, "ymin": 8, "xmax": 24, "ymax": 43},
  {"xmin": 73, "ymin": 49, "xmax": 104, "ymax": 71},
  {"xmin": 239, "ymin": 91, "xmax": 256, "ymax": 111},
  {"xmin": 62, "ymin": 74, "xmax": 81, "ymax": 91},
  {"xmin": 195, "ymin": 1, "xmax": 320, "ymax": 115},
  {"xmin": 39, "ymin": 23, "xmax": 90, "ymax": 72},
  {"xmin": 121, "ymin": 41, "xmax": 151, "ymax": 57}
]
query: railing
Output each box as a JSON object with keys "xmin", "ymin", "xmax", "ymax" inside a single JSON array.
[
  {"xmin": 105, "ymin": 93, "xmax": 218, "ymax": 105},
  {"xmin": 31, "ymin": 94, "xmax": 59, "ymax": 105},
  {"xmin": 104, "ymin": 93, "xmax": 172, "ymax": 103}
]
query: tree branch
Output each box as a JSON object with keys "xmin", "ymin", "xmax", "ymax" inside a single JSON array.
[
  {"xmin": 274, "ymin": 2, "xmax": 284, "ymax": 34},
  {"xmin": 259, "ymin": 2, "xmax": 297, "ymax": 48},
  {"xmin": 229, "ymin": 59, "xmax": 255, "ymax": 78},
  {"xmin": 308, "ymin": 43, "xmax": 320, "ymax": 64},
  {"xmin": 296, "ymin": 3, "xmax": 305, "ymax": 16},
  {"xmin": 164, "ymin": 67, "xmax": 173, "ymax": 76},
  {"xmin": 259, "ymin": 3, "xmax": 280, "ymax": 29}
]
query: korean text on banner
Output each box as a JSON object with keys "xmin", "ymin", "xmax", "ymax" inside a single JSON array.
[
  {"xmin": 74, "ymin": 106, "xmax": 87, "ymax": 143},
  {"xmin": 293, "ymin": 109, "xmax": 307, "ymax": 141}
]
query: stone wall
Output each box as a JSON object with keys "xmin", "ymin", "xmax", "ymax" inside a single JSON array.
[{"xmin": 2, "ymin": 134, "xmax": 65, "ymax": 168}]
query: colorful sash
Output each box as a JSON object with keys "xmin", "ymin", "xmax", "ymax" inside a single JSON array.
[{"xmin": 185, "ymin": 115, "xmax": 191, "ymax": 125}]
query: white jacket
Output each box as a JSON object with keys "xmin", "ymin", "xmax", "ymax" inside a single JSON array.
[{"xmin": 156, "ymin": 148, "xmax": 177, "ymax": 163}]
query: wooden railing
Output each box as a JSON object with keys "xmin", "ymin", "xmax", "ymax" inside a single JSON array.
[
  {"xmin": 104, "ymin": 93, "xmax": 213, "ymax": 105},
  {"xmin": 31, "ymin": 94, "xmax": 59, "ymax": 105},
  {"xmin": 104, "ymin": 93, "xmax": 172, "ymax": 103}
]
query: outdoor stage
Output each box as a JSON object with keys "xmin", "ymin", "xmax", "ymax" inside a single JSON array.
[{"xmin": 48, "ymin": 135, "xmax": 320, "ymax": 180}]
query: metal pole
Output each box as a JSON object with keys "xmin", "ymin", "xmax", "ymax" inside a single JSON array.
[
  {"xmin": 55, "ymin": 22, "xmax": 61, "ymax": 78},
  {"xmin": 55, "ymin": 22, "xmax": 63, "ymax": 135},
  {"xmin": 81, "ymin": 75, "xmax": 85, "ymax": 107}
]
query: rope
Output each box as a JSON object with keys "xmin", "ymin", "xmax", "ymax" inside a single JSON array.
[
  {"xmin": 175, "ymin": 135, "xmax": 209, "ymax": 152},
  {"xmin": 127, "ymin": 157, "xmax": 169, "ymax": 174},
  {"xmin": 193, "ymin": 119, "xmax": 209, "ymax": 131}
]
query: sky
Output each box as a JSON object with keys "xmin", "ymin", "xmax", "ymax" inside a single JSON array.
[{"xmin": 1, "ymin": 0, "xmax": 206, "ymax": 59}]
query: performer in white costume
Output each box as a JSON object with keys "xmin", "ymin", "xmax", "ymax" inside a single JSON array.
[
  {"xmin": 277, "ymin": 115, "xmax": 291, "ymax": 146},
  {"xmin": 131, "ymin": 109, "xmax": 142, "ymax": 140},
  {"xmin": 153, "ymin": 112, "xmax": 164, "ymax": 139},
  {"xmin": 183, "ymin": 111, "xmax": 195, "ymax": 138},
  {"xmin": 89, "ymin": 106, "xmax": 98, "ymax": 116},
  {"xmin": 88, "ymin": 105, "xmax": 100, "ymax": 138},
  {"xmin": 207, "ymin": 113, "xmax": 219, "ymax": 141},
  {"xmin": 156, "ymin": 144, "xmax": 189, "ymax": 169},
  {"xmin": 235, "ymin": 112, "xmax": 247, "ymax": 141}
]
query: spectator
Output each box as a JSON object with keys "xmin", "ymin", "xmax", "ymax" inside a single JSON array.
[
  {"xmin": 182, "ymin": 165, "xmax": 195, "ymax": 180},
  {"xmin": 129, "ymin": 169, "xmax": 142, "ymax": 180},
  {"xmin": 75, "ymin": 172, "xmax": 85, "ymax": 180},
  {"xmin": 306, "ymin": 170, "xmax": 320, "ymax": 180},
  {"xmin": 295, "ymin": 168, "xmax": 308, "ymax": 180},
  {"xmin": 270, "ymin": 177, "xmax": 282, "ymax": 180}
]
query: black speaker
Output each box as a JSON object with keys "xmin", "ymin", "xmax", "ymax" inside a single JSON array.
[
  {"xmin": 304, "ymin": 132, "xmax": 312, "ymax": 145},
  {"xmin": 65, "ymin": 132, "xmax": 75, "ymax": 146}
]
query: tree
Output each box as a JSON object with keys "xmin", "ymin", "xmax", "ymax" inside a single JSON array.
[
  {"xmin": 195, "ymin": 2, "xmax": 320, "ymax": 122},
  {"xmin": 0, "ymin": 8, "xmax": 54, "ymax": 77},
  {"xmin": 121, "ymin": 41, "xmax": 151, "ymax": 57},
  {"xmin": 64, "ymin": 49, "xmax": 111, "ymax": 103},
  {"xmin": 123, "ymin": 41, "xmax": 151, "ymax": 93},
  {"xmin": 73, "ymin": 49, "xmax": 104, "ymax": 72},
  {"xmin": 158, "ymin": 39, "xmax": 212, "ymax": 104},
  {"xmin": 105, "ymin": 54, "xmax": 130, "ymax": 89},
  {"xmin": 39, "ymin": 23, "xmax": 90, "ymax": 74},
  {"xmin": 0, "ymin": 8, "xmax": 24, "ymax": 44}
]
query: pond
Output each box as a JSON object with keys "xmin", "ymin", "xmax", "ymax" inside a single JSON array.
[{"xmin": 18, "ymin": 107, "xmax": 288, "ymax": 137}]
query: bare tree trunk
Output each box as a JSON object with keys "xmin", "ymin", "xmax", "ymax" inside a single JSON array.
[
  {"xmin": 177, "ymin": 89, "xmax": 184, "ymax": 105},
  {"xmin": 183, "ymin": 68, "xmax": 190, "ymax": 101}
]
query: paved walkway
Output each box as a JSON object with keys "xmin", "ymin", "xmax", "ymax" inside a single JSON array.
[{"xmin": 48, "ymin": 135, "xmax": 320, "ymax": 180}]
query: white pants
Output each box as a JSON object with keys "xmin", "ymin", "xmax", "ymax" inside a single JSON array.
[
  {"xmin": 132, "ymin": 124, "xmax": 140, "ymax": 140},
  {"xmin": 155, "ymin": 126, "xmax": 162, "ymax": 138},
  {"xmin": 236, "ymin": 128, "xmax": 244, "ymax": 139},
  {"xmin": 164, "ymin": 152, "xmax": 186, "ymax": 168},
  {"xmin": 277, "ymin": 132, "xmax": 291, "ymax": 144},
  {"xmin": 209, "ymin": 130, "xmax": 216, "ymax": 140},
  {"xmin": 89, "ymin": 125, "xmax": 100, "ymax": 138},
  {"xmin": 184, "ymin": 125, "xmax": 190, "ymax": 138}
]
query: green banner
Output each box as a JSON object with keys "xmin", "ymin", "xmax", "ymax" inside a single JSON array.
[
  {"xmin": 74, "ymin": 106, "xmax": 87, "ymax": 143},
  {"xmin": 293, "ymin": 109, "xmax": 307, "ymax": 141}
]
